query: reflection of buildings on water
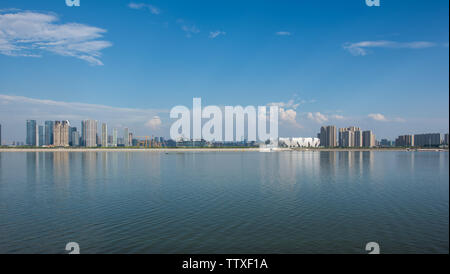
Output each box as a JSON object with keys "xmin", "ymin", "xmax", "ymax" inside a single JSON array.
[
  {"xmin": 335, "ymin": 151, "xmax": 375, "ymax": 180},
  {"xmin": 81, "ymin": 152, "xmax": 98, "ymax": 183},
  {"xmin": 101, "ymin": 151, "xmax": 109, "ymax": 177},
  {"xmin": 26, "ymin": 152, "xmax": 42, "ymax": 184},
  {"xmin": 259, "ymin": 151, "xmax": 322, "ymax": 192},
  {"xmin": 257, "ymin": 151, "xmax": 375, "ymax": 191},
  {"xmin": 53, "ymin": 151, "xmax": 70, "ymax": 183},
  {"xmin": 319, "ymin": 151, "xmax": 337, "ymax": 179}
]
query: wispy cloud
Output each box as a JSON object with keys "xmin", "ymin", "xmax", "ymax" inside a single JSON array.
[
  {"xmin": 275, "ymin": 31, "xmax": 291, "ymax": 36},
  {"xmin": 0, "ymin": 94, "xmax": 168, "ymax": 141},
  {"xmin": 209, "ymin": 31, "xmax": 226, "ymax": 39},
  {"xmin": 174, "ymin": 19, "xmax": 200, "ymax": 38},
  {"xmin": 343, "ymin": 40, "xmax": 437, "ymax": 56},
  {"xmin": 128, "ymin": 2, "xmax": 161, "ymax": 15},
  {"xmin": 0, "ymin": 10, "xmax": 112, "ymax": 65},
  {"xmin": 331, "ymin": 114, "xmax": 345, "ymax": 120},
  {"xmin": 307, "ymin": 112, "xmax": 329, "ymax": 124},
  {"xmin": 368, "ymin": 113, "xmax": 387, "ymax": 121},
  {"xmin": 181, "ymin": 25, "xmax": 200, "ymax": 38},
  {"xmin": 368, "ymin": 113, "xmax": 405, "ymax": 123}
]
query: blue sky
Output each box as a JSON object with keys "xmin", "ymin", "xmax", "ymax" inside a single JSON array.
[{"xmin": 0, "ymin": 0, "xmax": 448, "ymax": 142}]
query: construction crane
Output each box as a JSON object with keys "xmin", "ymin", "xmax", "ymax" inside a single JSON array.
[{"xmin": 135, "ymin": 136, "xmax": 152, "ymax": 148}]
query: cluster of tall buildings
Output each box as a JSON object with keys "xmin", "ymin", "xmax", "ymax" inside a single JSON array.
[
  {"xmin": 0, "ymin": 120, "xmax": 448, "ymax": 149},
  {"xmin": 317, "ymin": 125, "xmax": 376, "ymax": 148},
  {"xmin": 25, "ymin": 120, "xmax": 136, "ymax": 148},
  {"xmin": 395, "ymin": 133, "xmax": 448, "ymax": 147}
]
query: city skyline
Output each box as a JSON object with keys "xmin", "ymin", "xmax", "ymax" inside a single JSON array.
[
  {"xmin": 3, "ymin": 118, "xmax": 447, "ymax": 148},
  {"xmin": 0, "ymin": 0, "xmax": 449, "ymax": 142}
]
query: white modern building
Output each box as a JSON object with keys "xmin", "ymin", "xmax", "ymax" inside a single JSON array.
[{"xmin": 279, "ymin": 137, "xmax": 320, "ymax": 148}]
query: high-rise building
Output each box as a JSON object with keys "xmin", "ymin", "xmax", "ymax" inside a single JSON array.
[
  {"xmin": 327, "ymin": 126, "xmax": 337, "ymax": 147},
  {"xmin": 0, "ymin": 124, "xmax": 2, "ymax": 146},
  {"xmin": 129, "ymin": 132, "xmax": 133, "ymax": 147},
  {"xmin": 53, "ymin": 120, "xmax": 70, "ymax": 147},
  {"xmin": 380, "ymin": 139, "xmax": 393, "ymax": 147},
  {"xmin": 341, "ymin": 130, "xmax": 354, "ymax": 147},
  {"xmin": 362, "ymin": 130, "xmax": 376, "ymax": 147},
  {"xmin": 339, "ymin": 126, "xmax": 360, "ymax": 147},
  {"xmin": 395, "ymin": 135, "xmax": 414, "ymax": 147},
  {"xmin": 82, "ymin": 120, "xmax": 98, "ymax": 147},
  {"xmin": 38, "ymin": 125, "xmax": 44, "ymax": 146},
  {"xmin": 124, "ymin": 128, "xmax": 129, "ymax": 147},
  {"xmin": 112, "ymin": 128, "xmax": 118, "ymax": 147},
  {"xmin": 414, "ymin": 133, "xmax": 441, "ymax": 147},
  {"xmin": 44, "ymin": 121, "xmax": 54, "ymax": 146},
  {"xmin": 354, "ymin": 130, "xmax": 362, "ymax": 147},
  {"xmin": 62, "ymin": 121, "xmax": 69, "ymax": 146},
  {"xmin": 318, "ymin": 125, "xmax": 337, "ymax": 147},
  {"xmin": 69, "ymin": 127, "xmax": 77, "ymax": 146},
  {"xmin": 26, "ymin": 120, "xmax": 38, "ymax": 146},
  {"xmin": 319, "ymin": 126, "xmax": 326, "ymax": 147},
  {"xmin": 71, "ymin": 130, "xmax": 80, "ymax": 147},
  {"xmin": 444, "ymin": 133, "xmax": 449, "ymax": 146},
  {"xmin": 101, "ymin": 123, "xmax": 108, "ymax": 147}
]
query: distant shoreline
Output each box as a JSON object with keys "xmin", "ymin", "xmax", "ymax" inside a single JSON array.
[{"xmin": 0, "ymin": 147, "xmax": 447, "ymax": 152}]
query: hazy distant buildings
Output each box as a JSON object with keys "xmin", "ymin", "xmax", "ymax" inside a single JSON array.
[
  {"xmin": 380, "ymin": 139, "xmax": 394, "ymax": 147},
  {"xmin": 362, "ymin": 130, "xmax": 376, "ymax": 148},
  {"xmin": 26, "ymin": 120, "xmax": 38, "ymax": 146},
  {"xmin": 395, "ymin": 135, "xmax": 414, "ymax": 147},
  {"xmin": 82, "ymin": 120, "xmax": 98, "ymax": 147},
  {"xmin": 53, "ymin": 120, "xmax": 70, "ymax": 147},
  {"xmin": 318, "ymin": 125, "xmax": 337, "ymax": 147},
  {"xmin": 124, "ymin": 128, "xmax": 129, "ymax": 147},
  {"xmin": 128, "ymin": 132, "xmax": 133, "ymax": 147},
  {"xmin": 0, "ymin": 124, "xmax": 2, "ymax": 146},
  {"xmin": 101, "ymin": 123, "xmax": 108, "ymax": 147},
  {"xmin": 414, "ymin": 133, "xmax": 441, "ymax": 147},
  {"xmin": 444, "ymin": 134, "xmax": 449, "ymax": 146},
  {"xmin": 112, "ymin": 128, "xmax": 118, "ymax": 147}
]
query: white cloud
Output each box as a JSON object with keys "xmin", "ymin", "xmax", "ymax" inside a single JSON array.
[
  {"xmin": 307, "ymin": 112, "xmax": 328, "ymax": 124},
  {"xmin": 209, "ymin": 31, "xmax": 226, "ymax": 39},
  {"xmin": 368, "ymin": 113, "xmax": 388, "ymax": 121},
  {"xmin": 393, "ymin": 117, "xmax": 406, "ymax": 123},
  {"xmin": 331, "ymin": 114, "xmax": 345, "ymax": 120},
  {"xmin": 275, "ymin": 31, "xmax": 291, "ymax": 36},
  {"xmin": 175, "ymin": 19, "xmax": 200, "ymax": 38},
  {"xmin": 181, "ymin": 25, "xmax": 200, "ymax": 38},
  {"xmin": 145, "ymin": 116, "xmax": 162, "ymax": 129},
  {"xmin": 128, "ymin": 2, "xmax": 160, "ymax": 14},
  {"xmin": 279, "ymin": 108, "xmax": 302, "ymax": 128},
  {"xmin": 343, "ymin": 40, "xmax": 437, "ymax": 56},
  {"xmin": 0, "ymin": 10, "xmax": 112, "ymax": 65}
]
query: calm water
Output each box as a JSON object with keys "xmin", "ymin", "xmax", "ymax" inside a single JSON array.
[{"xmin": 0, "ymin": 151, "xmax": 448, "ymax": 254}]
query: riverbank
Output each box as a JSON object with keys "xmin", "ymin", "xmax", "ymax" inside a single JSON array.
[{"xmin": 0, "ymin": 147, "xmax": 447, "ymax": 152}]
